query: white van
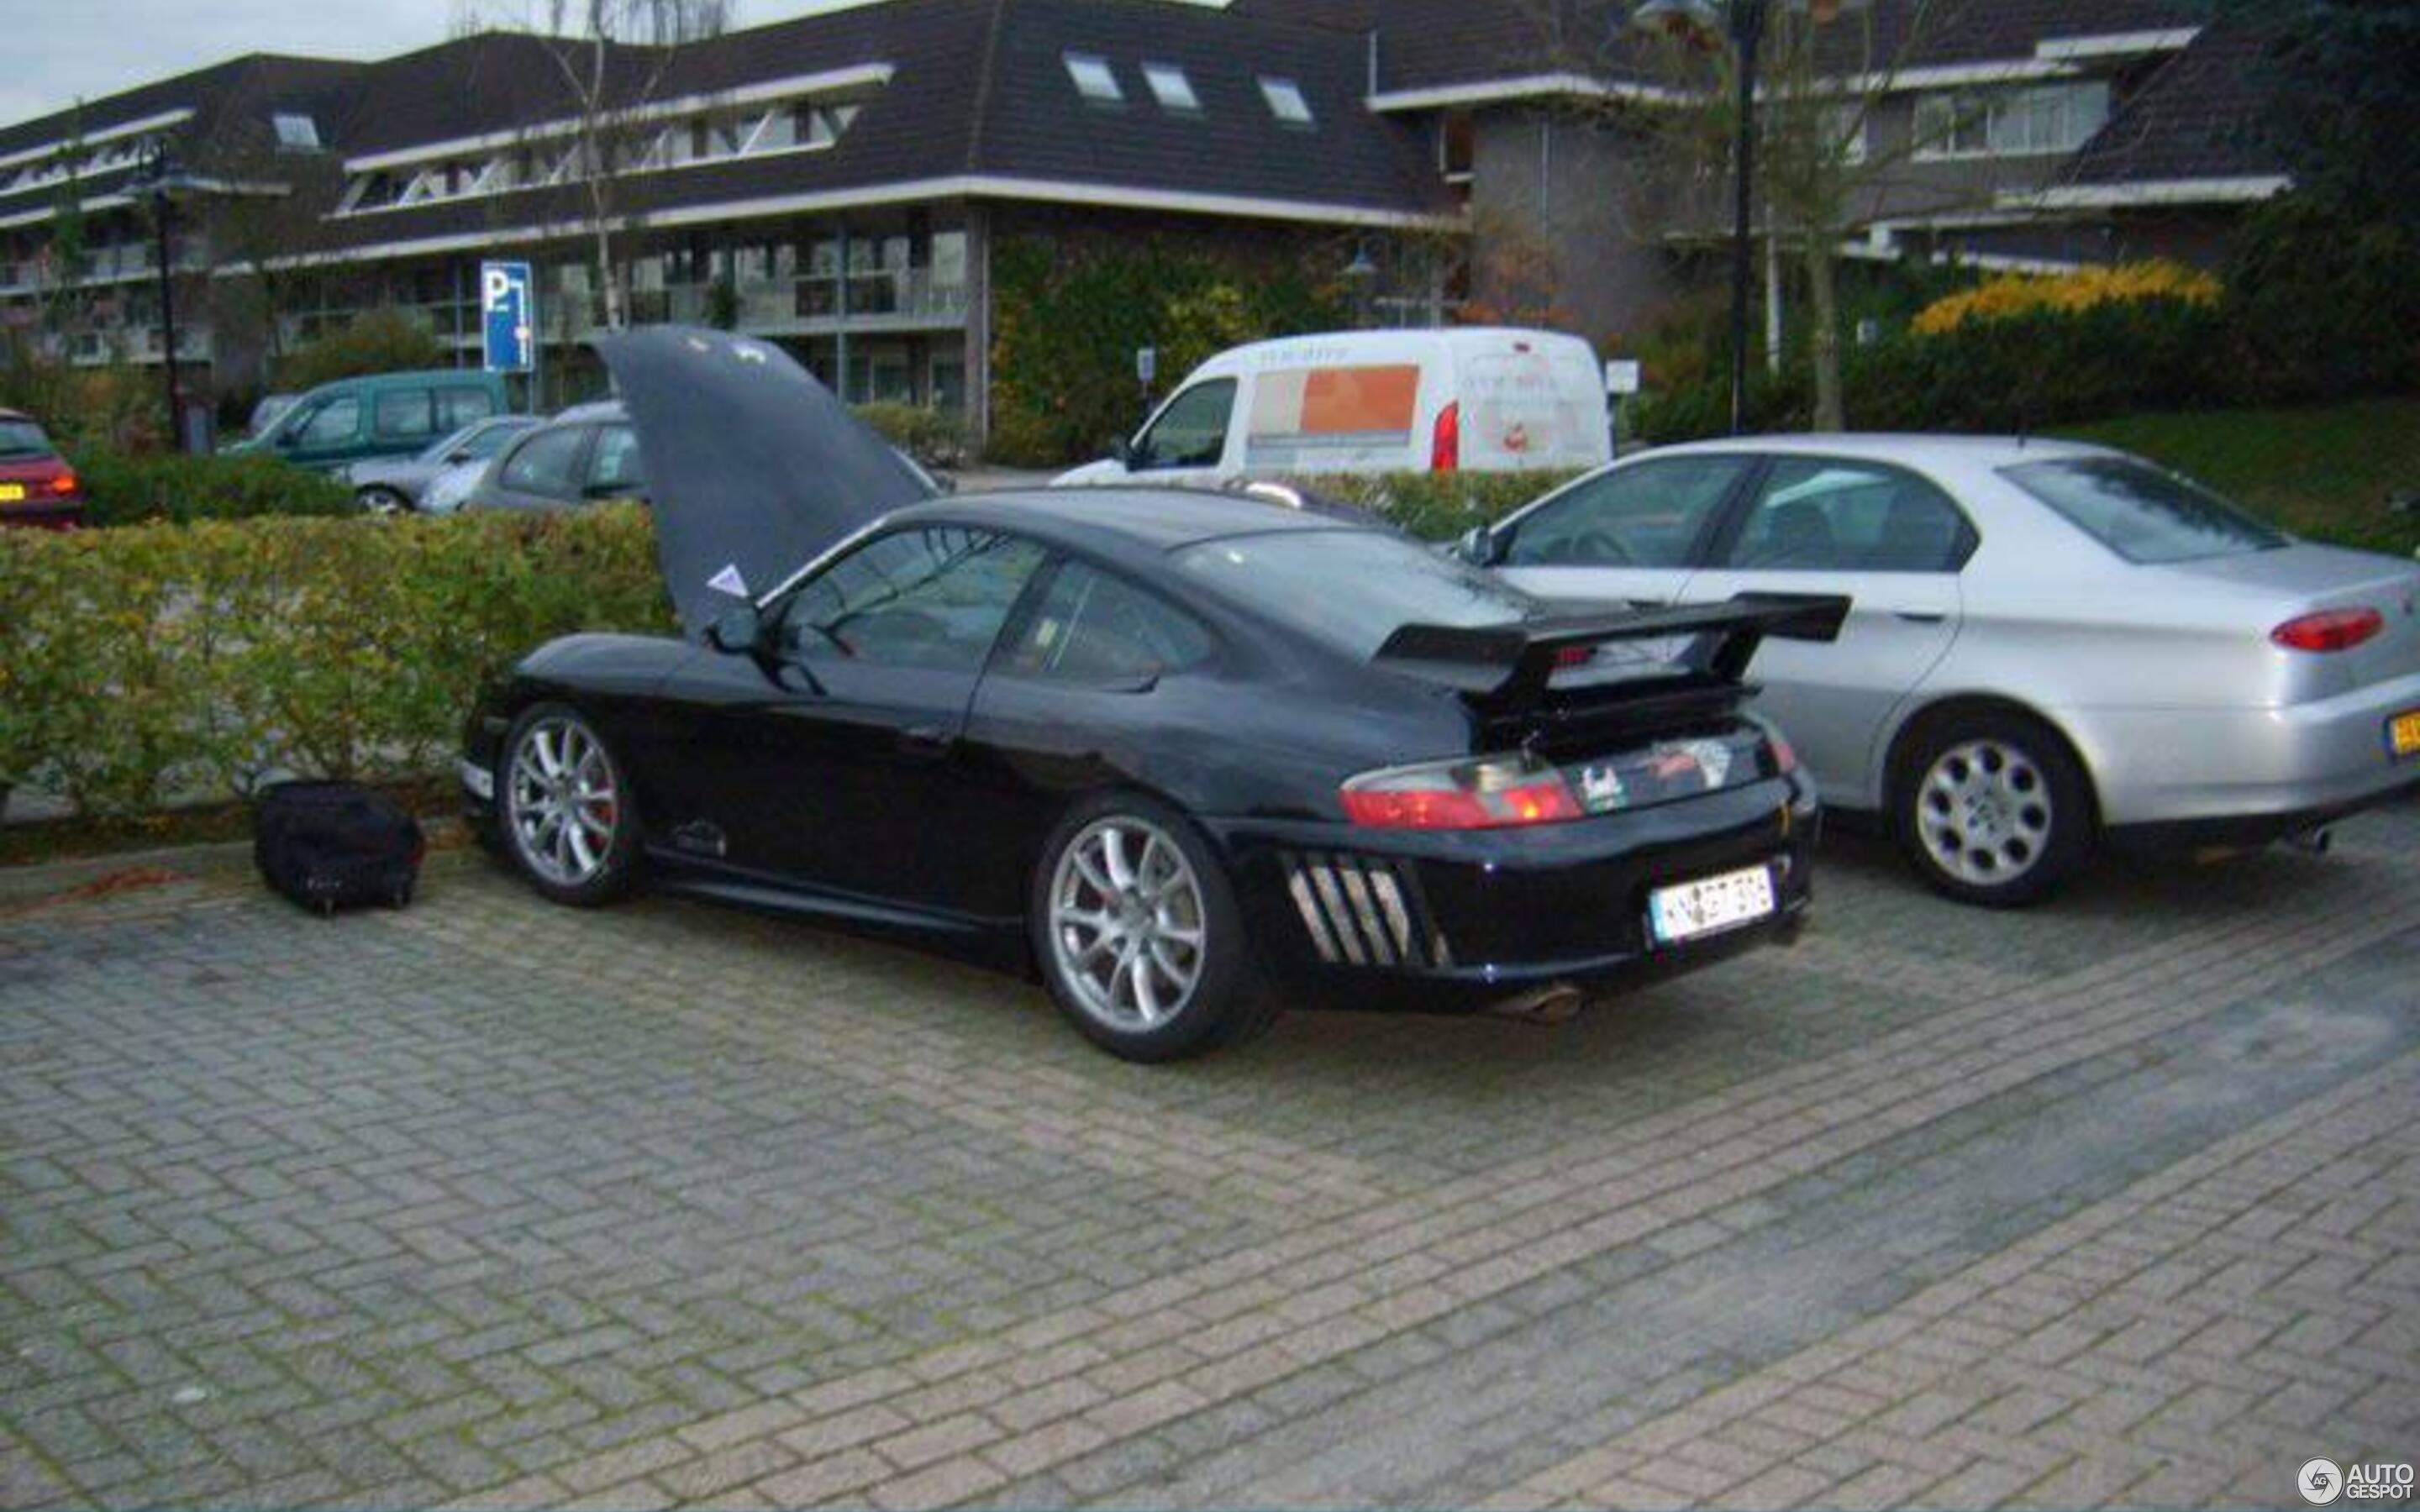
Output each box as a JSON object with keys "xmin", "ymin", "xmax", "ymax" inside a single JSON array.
[{"xmin": 1052, "ymin": 328, "xmax": 1612, "ymax": 488}]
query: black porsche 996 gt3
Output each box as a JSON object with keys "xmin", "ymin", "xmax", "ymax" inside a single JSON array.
[{"xmin": 462, "ymin": 328, "xmax": 1845, "ymax": 1061}]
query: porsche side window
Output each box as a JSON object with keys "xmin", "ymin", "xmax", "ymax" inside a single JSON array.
[
  {"xmin": 784, "ymin": 528, "xmax": 1047, "ymax": 675},
  {"xmin": 1725, "ymin": 459, "xmax": 1974, "ymax": 572},
  {"xmin": 1007, "ymin": 564, "xmax": 1214, "ymax": 684},
  {"xmin": 1502, "ymin": 457, "xmax": 1747, "ymax": 568},
  {"xmin": 1133, "ymin": 380, "xmax": 1235, "ymax": 470}
]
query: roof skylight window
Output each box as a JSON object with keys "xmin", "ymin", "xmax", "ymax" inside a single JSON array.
[
  {"xmin": 1065, "ymin": 53, "xmax": 1124, "ymax": 104},
  {"xmin": 1259, "ymin": 76, "xmax": 1313, "ymax": 126},
  {"xmin": 1143, "ymin": 63, "xmax": 1201, "ymax": 113}
]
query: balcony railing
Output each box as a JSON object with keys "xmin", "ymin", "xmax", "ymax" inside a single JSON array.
[{"xmin": 278, "ymin": 269, "xmax": 971, "ymax": 352}]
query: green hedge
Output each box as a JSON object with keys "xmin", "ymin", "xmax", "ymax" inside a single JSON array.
[
  {"xmin": 855, "ymin": 401, "xmax": 973, "ymax": 470},
  {"xmin": 0, "ymin": 509, "xmax": 670, "ymax": 818},
  {"xmin": 71, "ymin": 450, "xmax": 356, "ymax": 528},
  {"xmin": 1292, "ymin": 470, "xmax": 1579, "ymax": 541},
  {"xmin": 1635, "ymin": 192, "xmax": 2419, "ymax": 444}
]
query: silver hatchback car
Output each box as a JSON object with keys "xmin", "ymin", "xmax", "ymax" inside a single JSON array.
[{"xmin": 1462, "ymin": 434, "xmax": 2420, "ymax": 906}]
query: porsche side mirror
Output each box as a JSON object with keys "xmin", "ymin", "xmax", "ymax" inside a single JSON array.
[
  {"xmin": 1458, "ymin": 526, "xmax": 1504, "ymax": 566},
  {"xmin": 708, "ymin": 605, "xmax": 764, "ymax": 654},
  {"xmin": 1111, "ymin": 434, "xmax": 1139, "ymax": 469}
]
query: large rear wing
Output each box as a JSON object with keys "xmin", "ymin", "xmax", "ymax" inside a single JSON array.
[{"xmin": 1373, "ymin": 594, "xmax": 1852, "ymax": 717}]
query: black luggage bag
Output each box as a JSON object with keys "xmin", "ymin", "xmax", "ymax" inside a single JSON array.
[{"xmin": 253, "ymin": 781, "xmax": 425, "ymax": 916}]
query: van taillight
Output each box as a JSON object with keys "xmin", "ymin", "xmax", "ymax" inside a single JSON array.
[
  {"xmin": 1431, "ymin": 402, "xmax": 1460, "ymax": 473},
  {"xmin": 2271, "ymin": 608, "xmax": 2383, "ymax": 653}
]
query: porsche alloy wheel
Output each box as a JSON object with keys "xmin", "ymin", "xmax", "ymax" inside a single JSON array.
[
  {"xmin": 502, "ymin": 706, "xmax": 638, "ymax": 905},
  {"xmin": 1032, "ymin": 795, "xmax": 1276, "ymax": 1061},
  {"xmin": 1049, "ymin": 817, "xmax": 1208, "ymax": 1032}
]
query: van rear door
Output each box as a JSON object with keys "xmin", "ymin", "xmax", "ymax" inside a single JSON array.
[{"xmin": 1457, "ymin": 337, "xmax": 1611, "ymax": 472}]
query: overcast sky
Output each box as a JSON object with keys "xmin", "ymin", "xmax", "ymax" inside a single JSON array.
[{"xmin": 5, "ymin": 1, "xmax": 896, "ymax": 128}]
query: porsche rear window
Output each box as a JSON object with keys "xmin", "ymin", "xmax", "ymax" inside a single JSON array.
[
  {"xmin": 1173, "ymin": 528, "xmax": 1542, "ymax": 659},
  {"xmin": 2004, "ymin": 457, "xmax": 2286, "ymax": 564}
]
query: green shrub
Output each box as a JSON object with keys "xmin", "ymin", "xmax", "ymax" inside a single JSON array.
[
  {"xmin": 1291, "ymin": 471, "xmax": 1579, "ymax": 541},
  {"xmin": 2223, "ymin": 194, "xmax": 2420, "ymax": 403},
  {"xmin": 276, "ymin": 308, "xmax": 449, "ymax": 392},
  {"xmin": 70, "ymin": 450, "xmax": 355, "ymax": 528},
  {"xmin": 855, "ymin": 401, "xmax": 971, "ymax": 470},
  {"xmin": 0, "ymin": 509, "xmax": 670, "ymax": 817},
  {"xmin": 987, "ymin": 233, "xmax": 1347, "ymax": 467}
]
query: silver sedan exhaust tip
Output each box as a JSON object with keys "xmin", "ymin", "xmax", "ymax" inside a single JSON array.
[
  {"xmin": 1489, "ymin": 984, "xmax": 1586, "ymax": 1025},
  {"xmin": 2286, "ymin": 827, "xmax": 2334, "ymax": 855}
]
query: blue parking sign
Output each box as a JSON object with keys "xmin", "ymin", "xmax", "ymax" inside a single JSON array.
[{"xmin": 481, "ymin": 260, "xmax": 534, "ymax": 374}]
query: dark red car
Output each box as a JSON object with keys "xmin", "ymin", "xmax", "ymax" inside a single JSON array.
[{"xmin": 0, "ymin": 409, "xmax": 83, "ymax": 528}]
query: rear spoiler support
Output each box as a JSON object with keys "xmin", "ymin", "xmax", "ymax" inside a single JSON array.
[{"xmin": 1373, "ymin": 594, "xmax": 1852, "ymax": 717}]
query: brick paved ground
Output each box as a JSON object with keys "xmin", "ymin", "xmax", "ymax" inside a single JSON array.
[{"xmin": 3, "ymin": 802, "xmax": 2415, "ymax": 1509}]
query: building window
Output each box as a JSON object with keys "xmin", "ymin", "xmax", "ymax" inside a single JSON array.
[
  {"xmin": 271, "ymin": 113, "xmax": 322, "ymax": 151},
  {"xmin": 1064, "ymin": 53, "xmax": 1124, "ymax": 104},
  {"xmin": 1439, "ymin": 109, "xmax": 1475, "ymax": 183},
  {"xmin": 1142, "ymin": 63, "xmax": 1201, "ymax": 113},
  {"xmin": 1260, "ymin": 76, "xmax": 1313, "ymax": 126},
  {"xmin": 1914, "ymin": 81, "xmax": 2110, "ymax": 160}
]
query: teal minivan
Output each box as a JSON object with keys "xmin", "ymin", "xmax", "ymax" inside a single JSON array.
[{"xmin": 228, "ymin": 370, "xmax": 513, "ymax": 472}]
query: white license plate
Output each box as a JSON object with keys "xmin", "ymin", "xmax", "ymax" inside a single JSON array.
[{"xmin": 1648, "ymin": 864, "xmax": 1777, "ymax": 945}]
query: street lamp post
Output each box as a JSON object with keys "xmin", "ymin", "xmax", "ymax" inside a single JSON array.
[
  {"xmin": 1341, "ymin": 244, "xmax": 1381, "ymax": 329},
  {"xmin": 1634, "ymin": 0, "xmax": 1768, "ymax": 437},
  {"xmin": 134, "ymin": 142, "xmax": 204, "ymax": 453}
]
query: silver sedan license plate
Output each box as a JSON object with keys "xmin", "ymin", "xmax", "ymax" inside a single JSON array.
[{"xmin": 1649, "ymin": 864, "xmax": 1776, "ymax": 946}]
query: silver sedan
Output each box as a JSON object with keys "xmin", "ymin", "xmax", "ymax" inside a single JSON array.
[{"xmin": 1460, "ymin": 434, "xmax": 2420, "ymax": 905}]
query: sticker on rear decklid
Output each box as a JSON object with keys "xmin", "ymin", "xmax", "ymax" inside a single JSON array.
[{"xmin": 1570, "ymin": 730, "xmax": 1763, "ymax": 813}]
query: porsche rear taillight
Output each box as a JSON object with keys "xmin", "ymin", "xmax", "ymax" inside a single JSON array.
[
  {"xmin": 1429, "ymin": 402, "xmax": 1460, "ymax": 473},
  {"xmin": 1341, "ymin": 752, "xmax": 1580, "ymax": 830},
  {"xmin": 2271, "ymin": 608, "xmax": 2383, "ymax": 654}
]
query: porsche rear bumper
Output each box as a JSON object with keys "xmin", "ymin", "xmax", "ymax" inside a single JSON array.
[{"xmin": 1210, "ymin": 775, "xmax": 1818, "ymax": 1014}]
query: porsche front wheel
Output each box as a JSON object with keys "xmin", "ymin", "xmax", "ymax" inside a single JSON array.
[{"xmin": 500, "ymin": 704, "xmax": 640, "ymax": 907}]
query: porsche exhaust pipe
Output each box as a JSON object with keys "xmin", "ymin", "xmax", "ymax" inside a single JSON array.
[
  {"xmin": 2286, "ymin": 827, "xmax": 2333, "ymax": 855},
  {"xmin": 1490, "ymin": 984, "xmax": 1586, "ymax": 1025}
]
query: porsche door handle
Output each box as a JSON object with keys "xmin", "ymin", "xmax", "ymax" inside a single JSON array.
[
  {"xmin": 897, "ymin": 724, "xmax": 955, "ymax": 759},
  {"xmin": 1893, "ymin": 611, "xmax": 1948, "ymax": 625}
]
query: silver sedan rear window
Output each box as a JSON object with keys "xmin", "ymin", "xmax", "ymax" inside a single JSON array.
[{"xmin": 2003, "ymin": 457, "xmax": 2286, "ymax": 564}]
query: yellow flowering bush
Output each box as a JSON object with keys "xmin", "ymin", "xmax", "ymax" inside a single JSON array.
[
  {"xmin": 0, "ymin": 508, "xmax": 671, "ymax": 817},
  {"xmin": 1912, "ymin": 261, "xmax": 2223, "ymax": 336}
]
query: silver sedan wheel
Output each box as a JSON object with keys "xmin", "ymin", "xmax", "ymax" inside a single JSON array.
[
  {"xmin": 1048, "ymin": 817, "xmax": 1207, "ymax": 1034},
  {"xmin": 506, "ymin": 717, "xmax": 620, "ymax": 888},
  {"xmin": 1917, "ymin": 738, "xmax": 2054, "ymax": 888}
]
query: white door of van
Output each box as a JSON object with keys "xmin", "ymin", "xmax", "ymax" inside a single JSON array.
[
  {"xmin": 1493, "ymin": 454, "xmax": 1755, "ymax": 606},
  {"xmin": 1120, "ymin": 378, "xmax": 1239, "ymax": 488}
]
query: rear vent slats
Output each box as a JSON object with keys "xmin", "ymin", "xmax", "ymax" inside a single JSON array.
[{"xmin": 1281, "ymin": 852, "xmax": 1449, "ymax": 970}]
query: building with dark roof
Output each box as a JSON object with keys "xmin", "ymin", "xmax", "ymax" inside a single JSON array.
[{"xmin": 0, "ymin": 0, "xmax": 2287, "ymax": 444}]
